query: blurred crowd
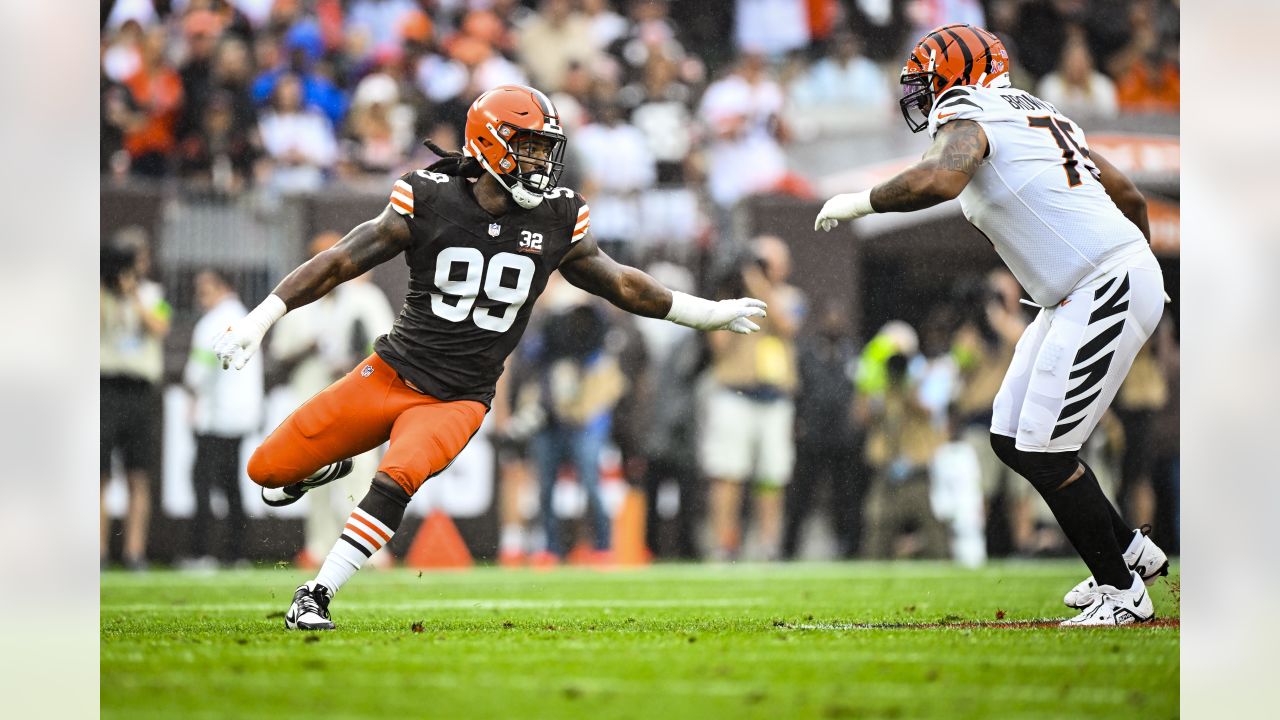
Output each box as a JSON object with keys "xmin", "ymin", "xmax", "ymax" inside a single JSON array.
[
  {"xmin": 101, "ymin": 0, "xmax": 1181, "ymax": 569},
  {"xmin": 490, "ymin": 235, "xmax": 1181, "ymax": 566},
  {"xmin": 101, "ymin": 223, "xmax": 1180, "ymax": 569},
  {"xmin": 102, "ymin": 0, "xmax": 1179, "ymax": 237}
]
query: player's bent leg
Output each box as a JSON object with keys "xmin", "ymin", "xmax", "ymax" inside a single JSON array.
[
  {"xmin": 989, "ymin": 433, "xmax": 1131, "ymax": 594},
  {"xmin": 250, "ymin": 355, "xmax": 400, "ymax": 494},
  {"xmin": 379, "ymin": 398, "xmax": 488, "ymax": 495}
]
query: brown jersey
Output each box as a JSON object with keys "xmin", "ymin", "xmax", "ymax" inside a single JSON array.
[{"xmin": 373, "ymin": 170, "xmax": 590, "ymax": 407}]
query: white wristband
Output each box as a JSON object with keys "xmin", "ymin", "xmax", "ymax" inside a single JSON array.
[
  {"xmin": 845, "ymin": 190, "xmax": 876, "ymax": 219},
  {"xmin": 664, "ymin": 290, "xmax": 712, "ymax": 328},
  {"xmin": 246, "ymin": 294, "xmax": 287, "ymax": 337}
]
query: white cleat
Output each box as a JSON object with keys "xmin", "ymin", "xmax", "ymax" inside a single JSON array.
[
  {"xmin": 1060, "ymin": 571, "xmax": 1154, "ymax": 627},
  {"xmin": 1064, "ymin": 526, "xmax": 1169, "ymax": 609},
  {"xmin": 284, "ymin": 581, "xmax": 336, "ymax": 630}
]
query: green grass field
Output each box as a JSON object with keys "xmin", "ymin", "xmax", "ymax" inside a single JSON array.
[{"xmin": 101, "ymin": 561, "xmax": 1179, "ymax": 719}]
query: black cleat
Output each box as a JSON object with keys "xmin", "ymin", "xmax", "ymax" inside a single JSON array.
[
  {"xmin": 261, "ymin": 459, "xmax": 354, "ymax": 507},
  {"xmin": 284, "ymin": 581, "xmax": 336, "ymax": 630}
]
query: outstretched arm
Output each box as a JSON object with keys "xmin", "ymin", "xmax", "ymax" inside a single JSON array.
[
  {"xmin": 558, "ymin": 235, "xmax": 766, "ymax": 333},
  {"xmin": 558, "ymin": 235, "xmax": 673, "ymax": 318},
  {"xmin": 214, "ymin": 205, "xmax": 411, "ymax": 369},
  {"xmin": 1089, "ymin": 149, "xmax": 1150, "ymax": 242},
  {"xmin": 273, "ymin": 204, "xmax": 412, "ymax": 309},
  {"xmin": 815, "ymin": 120, "xmax": 988, "ymax": 230}
]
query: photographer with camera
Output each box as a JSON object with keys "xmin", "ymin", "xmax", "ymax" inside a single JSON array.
[{"xmin": 100, "ymin": 227, "xmax": 171, "ymax": 571}]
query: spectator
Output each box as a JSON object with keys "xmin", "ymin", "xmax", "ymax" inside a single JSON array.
[
  {"xmin": 929, "ymin": 405, "xmax": 987, "ymax": 568},
  {"xmin": 346, "ymin": 0, "xmax": 420, "ymax": 62},
  {"xmin": 1111, "ymin": 4, "xmax": 1179, "ymax": 114},
  {"xmin": 573, "ymin": 100, "xmax": 657, "ymax": 265},
  {"xmin": 453, "ymin": 35, "xmax": 528, "ymax": 101},
  {"xmin": 697, "ymin": 53, "xmax": 789, "ymax": 214},
  {"xmin": 123, "ymin": 27, "xmax": 185, "ymax": 177},
  {"xmin": 251, "ymin": 19, "xmax": 349, "ymax": 129},
  {"xmin": 734, "ymin": 0, "xmax": 811, "ymax": 58},
  {"xmin": 583, "ymin": 0, "xmax": 629, "ymax": 51},
  {"xmin": 102, "ymin": 19, "xmax": 145, "ymax": 84},
  {"xmin": 104, "ymin": 0, "xmax": 162, "ymax": 31},
  {"xmin": 100, "ymin": 228, "xmax": 171, "ymax": 571},
  {"xmin": 175, "ymin": 9, "xmax": 228, "ymax": 146},
  {"xmin": 181, "ymin": 269, "xmax": 263, "ymax": 569},
  {"xmin": 269, "ymin": 232, "xmax": 396, "ymax": 569},
  {"xmin": 787, "ymin": 31, "xmax": 892, "ymax": 129},
  {"xmin": 178, "ymin": 37, "xmax": 260, "ymax": 188},
  {"xmin": 634, "ymin": 262, "xmax": 703, "ymax": 559},
  {"xmin": 1037, "ymin": 39, "xmax": 1118, "ymax": 120},
  {"xmin": 607, "ymin": 0, "xmax": 692, "ymax": 85},
  {"xmin": 102, "ymin": 68, "xmax": 143, "ymax": 176},
  {"xmin": 1012, "ymin": 0, "xmax": 1080, "ymax": 82},
  {"xmin": 344, "ymin": 70, "xmax": 416, "ymax": 175},
  {"xmin": 703, "ymin": 237, "xmax": 804, "ymax": 561},
  {"xmin": 859, "ymin": 348, "xmax": 949, "ymax": 560},
  {"xmin": 1113, "ymin": 341, "xmax": 1170, "ymax": 525},
  {"xmin": 950, "ymin": 270, "xmax": 1032, "ymax": 556},
  {"xmin": 622, "ymin": 53, "xmax": 701, "ymax": 250},
  {"xmin": 528, "ymin": 289, "xmax": 627, "ymax": 564},
  {"xmin": 783, "ymin": 302, "xmax": 863, "ymax": 560},
  {"xmin": 518, "ymin": 0, "xmax": 596, "ymax": 93},
  {"xmin": 257, "ymin": 73, "xmax": 338, "ymax": 194}
]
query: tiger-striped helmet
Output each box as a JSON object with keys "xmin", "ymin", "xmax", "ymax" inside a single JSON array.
[{"xmin": 899, "ymin": 24, "xmax": 1010, "ymax": 133}]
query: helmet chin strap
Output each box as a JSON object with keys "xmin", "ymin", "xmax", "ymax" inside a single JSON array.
[{"xmin": 466, "ymin": 145, "xmax": 546, "ymax": 209}]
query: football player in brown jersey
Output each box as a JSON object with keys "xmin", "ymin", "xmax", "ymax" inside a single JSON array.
[{"xmin": 213, "ymin": 85, "xmax": 766, "ymax": 629}]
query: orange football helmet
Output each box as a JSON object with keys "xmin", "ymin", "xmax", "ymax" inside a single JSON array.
[
  {"xmin": 899, "ymin": 24, "xmax": 1010, "ymax": 133},
  {"xmin": 463, "ymin": 84, "xmax": 566, "ymax": 209}
]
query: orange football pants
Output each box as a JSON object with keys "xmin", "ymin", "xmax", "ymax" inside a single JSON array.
[{"xmin": 248, "ymin": 353, "xmax": 487, "ymax": 496}]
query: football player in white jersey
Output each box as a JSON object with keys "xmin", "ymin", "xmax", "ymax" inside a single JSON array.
[{"xmin": 815, "ymin": 24, "xmax": 1169, "ymax": 626}]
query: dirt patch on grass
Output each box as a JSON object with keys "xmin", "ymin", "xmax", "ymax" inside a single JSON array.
[{"xmin": 789, "ymin": 618, "xmax": 1180, "ymax": 630}]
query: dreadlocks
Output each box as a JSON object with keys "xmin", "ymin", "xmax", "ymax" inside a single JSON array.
[{"xmin": 422, "ymin": 139, "xmax": 485, "ymax": 178}]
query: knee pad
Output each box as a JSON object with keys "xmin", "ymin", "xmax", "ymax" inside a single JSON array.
[
  {"xmin": 989, "ymin": 433, "xmax": 1079, "ymax": 494},
  {"xmin": 989, "ymin": 433, "xmax": 1023, "ymax": 474}
]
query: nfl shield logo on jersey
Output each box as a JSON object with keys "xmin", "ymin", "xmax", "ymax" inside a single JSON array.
[
  {"xmin": 488, "ymin": 223, "xmax": 501, "ymax": 237},
  {"xmin": 361, "ymin": 364, "xmax": 374, "ymax": 377}
]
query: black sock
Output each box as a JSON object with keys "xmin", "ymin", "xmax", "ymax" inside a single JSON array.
[
  {"xmin": 1078, "ymin": 459, "xmax": 1137, "ymax": 548},
  {"xmin": 1037, "ymin": 463, "xmax": 1132, "ymax": 589}
]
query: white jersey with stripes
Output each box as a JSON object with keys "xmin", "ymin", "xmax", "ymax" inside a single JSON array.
[{"xmin": 928, "ymin": 85, "xmax": 1148, "ymax": 306}]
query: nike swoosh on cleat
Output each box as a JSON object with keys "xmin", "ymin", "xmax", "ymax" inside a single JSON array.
[{"xmin": 1133, "ymin": 589, "xmax": 1147, "ymax": 608}]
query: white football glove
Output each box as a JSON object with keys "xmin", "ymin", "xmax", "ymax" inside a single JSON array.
[
  {"xmin": 814, "ymin": 190, "xmax": 875, "ymax": 232},
  {"xmin": 213, "ymin": 295, "xmax": 287, "ymax": 370},
  {"xmin": 665, "ymin": 291, "xmax": 767, "ymax": 335}
]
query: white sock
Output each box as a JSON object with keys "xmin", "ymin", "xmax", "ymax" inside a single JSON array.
[
  {"xmin": 314, "ymin": 507, "xmax": 394, "ymax": 596},
  {"xmin": 261, "ymin": 485, "xmax": 291, "ymax": 503}
]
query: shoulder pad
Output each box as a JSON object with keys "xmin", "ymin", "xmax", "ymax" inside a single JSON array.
[
  {"xmin": 541, "ymin": 187, "xmax": 590, "ymax": 243},
  {"xmin": 927, "ymin": 87, "xmax": 987, "ymax": 138},
  {"xmin": 389, "ymin": 169, "xmax": 454, "ymax": 217}
]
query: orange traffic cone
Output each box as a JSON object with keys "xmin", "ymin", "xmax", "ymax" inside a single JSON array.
[
  {"xmin": 403, "ymin": 509, "xmax": 474, "ymax": 570},
  {"xmin": 611, "ymin": 487, "xmax": 651, "ymax": 567}
]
